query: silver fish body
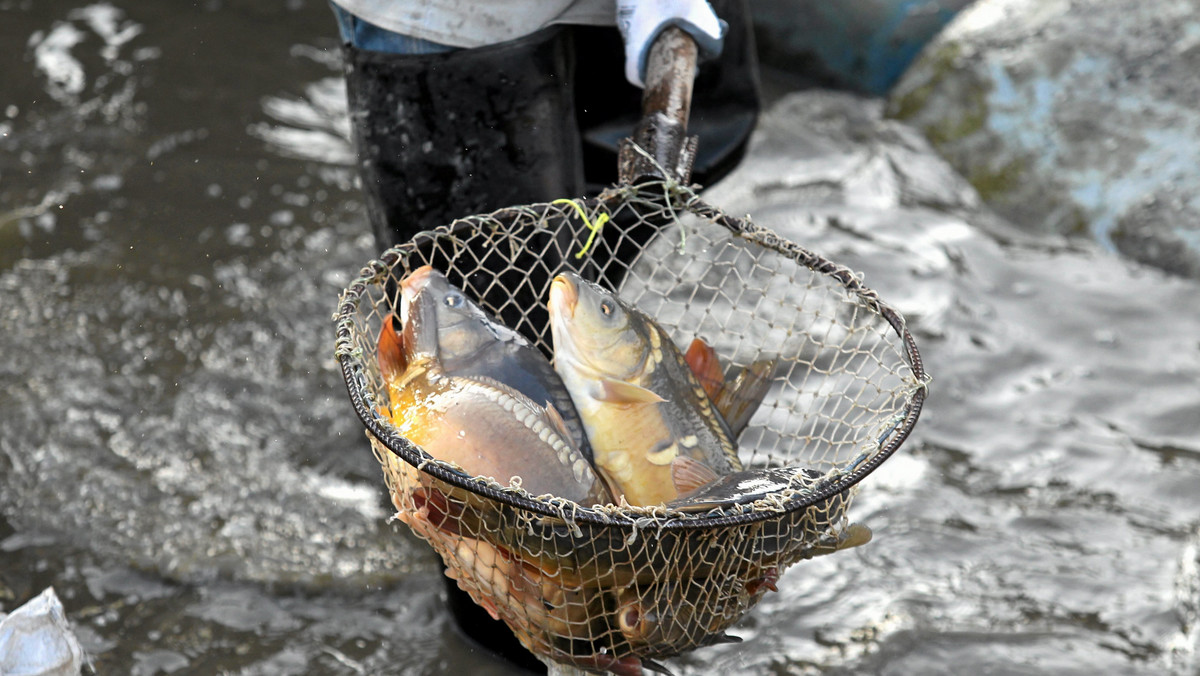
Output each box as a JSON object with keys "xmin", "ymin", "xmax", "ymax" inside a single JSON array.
[{"xmin": 400, "ymin": 265, "xmax": 593, "ymax": 462}]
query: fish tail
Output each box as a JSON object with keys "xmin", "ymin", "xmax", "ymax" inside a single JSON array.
[{"xmin": 713, "ymin": 357, "xmax": 777, "ymax": 436}]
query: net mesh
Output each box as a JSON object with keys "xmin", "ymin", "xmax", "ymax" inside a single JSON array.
[{"xmin": 333, "ymin": 179, "xmax": 927, "ymax": 673}]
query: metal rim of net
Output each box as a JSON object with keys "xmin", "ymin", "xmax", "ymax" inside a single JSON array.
[{"xmin": 334, "ymin": 181, "xmax": 928, "ymax": 531}]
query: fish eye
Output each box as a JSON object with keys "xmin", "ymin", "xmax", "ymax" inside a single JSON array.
[
  {"xmin": 443, "ymin": 292, "xmax": 464, "ymax": 308},
  {"xmin": 600, "ymin": 300, "xmax": 614, "ymax": 317}
]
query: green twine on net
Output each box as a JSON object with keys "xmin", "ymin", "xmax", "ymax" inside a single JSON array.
[{"xmin": 552, "ymin": 198, "xmax": 610, "ymax": 259}]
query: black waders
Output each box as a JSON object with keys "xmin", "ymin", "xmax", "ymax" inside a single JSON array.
[{"xmin": 342, "ymin": 26, "xmax": 586, "ymax": 250}]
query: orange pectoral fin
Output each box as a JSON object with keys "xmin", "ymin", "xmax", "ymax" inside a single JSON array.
[
  {"xmin": 377, "ymin": 312, "xmax": 407, "ymax": 382},
  {"xmin": 671, "ymin": 455, "xmax": 720, "ymax": 498},
  {"xmin": 685, "ymin": 337, "xmax": 725, "ymax": 401}
]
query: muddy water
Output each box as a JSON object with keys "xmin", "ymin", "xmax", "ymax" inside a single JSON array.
[{"xmin": 1, "ymin": 2, "xmax": 1198, "ymax": 675}]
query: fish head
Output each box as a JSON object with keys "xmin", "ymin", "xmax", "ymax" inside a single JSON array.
[
  {"xmin": 400, "ymin": 265, "xmax": 526, "ymax": 371},
  {"xmin": 615, "ymin": 583, "xmax": 694, "ymax": 650},
  {"xmin": 548, "ymin": 272, "xmax": 651, "ymax": 384}
]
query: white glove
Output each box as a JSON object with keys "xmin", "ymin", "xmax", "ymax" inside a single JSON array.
[{"xmin": 616, "ymin": 0, "xmax": 726, "ymax": 88}]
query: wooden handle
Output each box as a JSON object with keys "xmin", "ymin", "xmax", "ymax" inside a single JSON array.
[{"xmin": 618, "ymin": 26, "xmax": 700, "ymax": 185}]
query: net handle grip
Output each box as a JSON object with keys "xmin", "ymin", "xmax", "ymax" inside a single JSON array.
[{"xmin": 618, "ymin": 26, "xmax": 700, "ymax": 185}]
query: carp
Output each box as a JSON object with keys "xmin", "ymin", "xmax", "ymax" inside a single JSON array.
[
  {"xmin": 377, "ymin": 271, "xmax": 611, "ymax": 506},
  {"xmin": 548, "ymin": 272, "xmax": 740, "ymax": 506},
  {"xmin": 395, "ymin": 265, "xmax": 593, "ymax": 460}
]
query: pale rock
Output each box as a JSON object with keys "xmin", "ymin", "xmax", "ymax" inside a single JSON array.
[{"xmin": 888, "ymin": 0, "xmax": 1200, "ymax": 278}]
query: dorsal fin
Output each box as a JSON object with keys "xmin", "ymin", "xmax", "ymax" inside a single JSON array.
[
  {"xmin": 712, "ymin": 357, "xmax": 776, "ymax": 436},
  {"xmin": 684, "ymin": 337, "xmax": 725, "ymax": 401},
  {"xmin": 671, "ymin": 456, "xmax": 720, "ymax": 497},
  {"xmin": 543, "ymin": 402, "xmax": 572, "ymax": 440}
]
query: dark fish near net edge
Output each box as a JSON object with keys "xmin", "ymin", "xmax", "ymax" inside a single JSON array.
[
  {"xmin": 548, "ymin": 272, "xmax": 740, "ymax": 507},
  {"xmin": 400, "ymin": 487, "xmax": 676, "ymax": 676},
  {"xmin": 376, "ymin": 276, "xmax": 612, "ymax": 507},
  {"xmin": 667, "ymin": 466, "xmax": 825, "ymax": 513},
  {"xmin": 614, "ymin": 574, "xmax": 751, "ymax": 657},
  {"xmin": 397, "ymin": 264, "xmax": 594, "ymax": 462},
  {"xmin": 667, "ymin": 464, "xmax": 873, "ymax": 556}
]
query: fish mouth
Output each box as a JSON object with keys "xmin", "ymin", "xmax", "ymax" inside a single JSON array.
[
  {"xmin": 399, "ymin": 265, "xmax": 435, "ymax": 326},
  {"xmin": 401, "ymin": 265, "xmax": 434, "ymax": 299},
  {"xmin": 549, "ymin": 275, "xmax": 578, "ymax": 320}
]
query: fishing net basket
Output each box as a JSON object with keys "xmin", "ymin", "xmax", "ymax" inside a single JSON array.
[{"xmin": 333, "ymin": 179, "xmax": 927, "ymax": 672}]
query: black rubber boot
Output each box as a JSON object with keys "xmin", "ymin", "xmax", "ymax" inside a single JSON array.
[
  {"xmin": 343, "ymin": 24, "xmax": 587, "ymax": 349},
  {"xmin": 341, "ymin": 26, "xmax": 586, "ymax": 251}
]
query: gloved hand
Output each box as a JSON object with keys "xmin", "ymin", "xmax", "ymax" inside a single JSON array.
[{"xmin": 616, "ymin": 0, "xmax": 725, "ymax": 88}]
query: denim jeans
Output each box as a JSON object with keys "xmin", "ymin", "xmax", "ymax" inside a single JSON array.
[{"xmin": 328, "ymin": 3, "xmax": 456, "ymax": 54}]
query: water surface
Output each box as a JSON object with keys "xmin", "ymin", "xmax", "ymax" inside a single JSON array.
[{"xmin": 1, "ymin": 2, "xmax": 1197, "ymax": 675}]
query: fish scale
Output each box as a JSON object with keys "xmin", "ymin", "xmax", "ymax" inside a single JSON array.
[
  {"xmin": 650, "ymin": 322, "xmax": 740, "ymax": 469},
  {"xmin": 399, "ymin": 265, "xmax": 595, "ymax": 463},
  {"xmin": 461, "ymin": 374, "xmax": 595, "ymax": 487},
  {"xmin": 640, "ymin": 319, "xmax": 741, "ymax": 471}
]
